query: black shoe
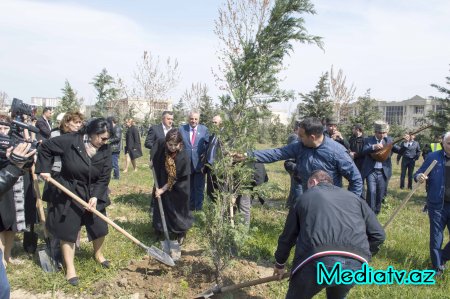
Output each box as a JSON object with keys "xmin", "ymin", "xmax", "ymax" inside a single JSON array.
[
  {"xmin": 67, "ymin": 277, "xmax": 79, "ymax": 286},
  {"xmin": 100, "ymin": 260, "xmax": 110, "ymax": 269}
]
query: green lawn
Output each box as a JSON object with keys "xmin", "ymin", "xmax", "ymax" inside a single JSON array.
[{"xmin": 7, "ymin": 144, "xmax": 450, "ymax": 298}]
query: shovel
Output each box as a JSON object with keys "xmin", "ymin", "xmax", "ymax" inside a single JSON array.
[
  {"xmin": 30, "ymin": 167, "xmax": 58, "ymax": 272},
  {"xmin": 194, "ymin": 272, "xmax": 290, "ymax": 298},
  {"xmin": 45, "ymin": 176, "xmax": 175, "ymax": 267},
  {"xmin": 383, "ymin": 160, "xmax": 437, "ymax": 230},
  {"xmin": 151, "ymin": 167, "xmax": 181, "ymax": 261}
]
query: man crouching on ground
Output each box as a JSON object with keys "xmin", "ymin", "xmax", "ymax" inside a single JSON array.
[{"xmin": 273, "ymin": 170, "xmax": 385, "ymax": 299}]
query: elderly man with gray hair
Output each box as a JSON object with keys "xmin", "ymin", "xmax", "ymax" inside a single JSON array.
[
  {"xmin": 415, "ymin": 132, "xmax": 450, "ymax": 276},
  {"xmin": 179, "ymin": 111, "xmax": 209, "ymax": 210},
  {"xmin": 360, "ymin": 121, "xmax": 401, "ymax": 215}
]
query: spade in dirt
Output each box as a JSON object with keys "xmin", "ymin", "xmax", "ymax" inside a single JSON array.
[
  {"xmin": 45, "ymin": 176, "xmax": 175, "ymax": 267},
  {"xmin": 31, "ymin": 168, "xmax": 58, "ymax": 272},
  {"xmin": 152, "ymin": 167, "xmax": 181, "ymax": 261}
]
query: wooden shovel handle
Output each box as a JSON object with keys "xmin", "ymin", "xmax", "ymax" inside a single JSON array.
[
  {"xmin": 220, "ymin": 272, "xmax": 290, "ymax": 293},
  {"xmin": 46, "ymin": 176, "xmax": 146, "ymax": 249},
  {"xmin": 31, "ymin": 166, "xmax": 49, "ymax": 239},
  {"xmin": 383, "ymin": 159, "xmax": 437, "ymax": 230}
]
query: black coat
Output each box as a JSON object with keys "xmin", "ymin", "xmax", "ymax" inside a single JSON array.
[
  {"xmin": 35, "ymin": 116, "xmax": 52, "ymax": 140},
  {"xmin": 151, "ymin": 139, "xmax": 193, "ymax": 234},
  {"xmin": 144, "ymin": 124, "xmax": 166, "ymax": 150},
  {"xmin": 35, "ymin": 133, "xmax": 112, "ymax": 239},
  {"xmin": 125, "ymin": 125, "xmax": 142, "ymax": 160},
  {"xmin": 109, "ymin": 125, "xmax": 122, "ymax": 153},
  {"xmin": 0, "ymin": 162, "xmax": 24, "ymax": 231}
]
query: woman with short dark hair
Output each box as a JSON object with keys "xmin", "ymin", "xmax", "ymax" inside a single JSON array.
[
  {"xmin": 36, "ymin": 118, "xmax": 112, "ymax": 286},
  {"xmin": 151, "ymin": 128, "xmax": 192, "ymax": 244}
]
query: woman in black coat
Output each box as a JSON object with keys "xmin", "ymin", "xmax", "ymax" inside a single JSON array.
[
  {"xmin": 36, "ymin": 118, "xmax": 112, "ymax": 286},
  {"xmin": 152, "ymin": 129, "xmax": 192, "ymax": 244},
  {"xmin": 124, "ymin": 118, "xmax": 142, "ymax": 172}
]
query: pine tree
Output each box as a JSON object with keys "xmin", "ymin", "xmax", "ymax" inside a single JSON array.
[
  {"xmin": 427, "ymin": 69, "xmax": 450, "ymax": 137},
  {"xmin": 91, "ymin": 68, "xmax": 119, "ymax": 117},
  {"xmin": 198, "ymin": 94, "xmax": 216, "ymax": 128},
  {"xmin": 172, "ymin": 99, "xmax": 187, "ymax": 127},
  {"xmin": 349, "ymin": 89, "xmax": 382, "ymax": 134},
  {"xmin": 297, "ymin": 72, "xmax": 333, "ymax": 120},
  {"xmin": 54, "ymin": 80, "xmax": 81, "ymax": 118}
]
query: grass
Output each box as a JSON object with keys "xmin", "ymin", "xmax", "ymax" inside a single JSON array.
[{"xmin": 7, "ymin": 143, "xmax": 450, "ymax": 298}]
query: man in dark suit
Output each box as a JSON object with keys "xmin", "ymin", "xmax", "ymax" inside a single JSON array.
[
  {"xmin": 361, "ymin": 121, "xmax": 400, "ymax": 214},
  {"xmin": 35, "ymin": 107, "xmax": 52, "ymax": 141},
  {"xmin": 179, "ymin": 111, "xmax": 209, "ymax": 211},
  {"xmin": 397, "ymin": 134, "xmax": 421, "ymax": 189},
  {"xmin": 144, "ymin": 111, "xmax": 174, "ymax": 158}
]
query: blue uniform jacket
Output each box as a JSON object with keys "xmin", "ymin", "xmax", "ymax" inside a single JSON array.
[
  {"xmin": 414, "ymin": 150, "xmax": 446, "ymax": 210},
  {"xmin": 251, "ymin": 136, "xmax": 362, "ymax": 196}
]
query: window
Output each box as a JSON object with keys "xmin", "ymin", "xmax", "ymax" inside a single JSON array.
[
  {"xmin": 414, "ymin": 105, "xmax": 424, "ymax": 114},
  {"xmin": 385, "ymin": 106, "xmax": 403, "ymax": 125}
]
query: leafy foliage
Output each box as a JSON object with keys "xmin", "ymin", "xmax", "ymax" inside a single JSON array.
[
  {"xmin": 91, "ymin": 68, "xmax": 119, "ymax": 117},
  {"xmin": 200, "ymin": 0, "xmax": 322, "ymax": 284},
  {"xmin": 54, "ymin": 80, "xmax": 82, "ymax": 119},
  {"xmin": 349, "ymin": 89, "xmax": 383, "ymax": 134},
  {"xmin": 297, "ymin": 72, "xmax": 333, "ymax": 120},
  {"xmin": 427, "ymin": 68, "xmax": 450, "ymax": 137}
]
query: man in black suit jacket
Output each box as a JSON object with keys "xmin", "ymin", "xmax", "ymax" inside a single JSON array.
[
  {"xmin": 397, "ymin": 133, "xmax": 421, "ymax": 189},
  {"xmin": 145, "ymin": 111, "xmax": 174, "ymax": 158},
  {"xmin": 35, "ymin": 107, "xmax": 52, "ymax": 141}
]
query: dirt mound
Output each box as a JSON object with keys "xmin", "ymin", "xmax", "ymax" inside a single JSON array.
[{"xmin": 92, "ymin": 247, "xmax": 274, "ymax": 298}]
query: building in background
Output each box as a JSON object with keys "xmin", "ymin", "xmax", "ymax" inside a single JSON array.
[
  {"xmin": 105, "ymin": 98, "xmax": 172, "ymax": 121},
  {"xmin": 30, "ymin": 97, "xmax": 60, "ymax": 108}
]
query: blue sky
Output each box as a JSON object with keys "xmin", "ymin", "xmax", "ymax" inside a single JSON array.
[{"xmin": 1, "ymin": 0, "xmax": 449, "ymax": 115}]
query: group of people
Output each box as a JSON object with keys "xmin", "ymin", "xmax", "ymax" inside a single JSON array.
[
  {"xmin": 262, "ymin": 117, "xmax": 449, "ymax": 298},
  {"xmin": 1, "ymin": 104, "xmax": 449, "ymax": 299}
]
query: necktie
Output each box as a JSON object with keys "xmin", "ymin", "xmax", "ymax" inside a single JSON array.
[{"xmin": 191, "ymin": 128, "xmax": 196, "ymax": 145}]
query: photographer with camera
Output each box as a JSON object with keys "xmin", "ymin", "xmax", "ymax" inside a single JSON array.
[{"xmin": 0, "ymin": 113, "xmax": 37, "ymax": 299}]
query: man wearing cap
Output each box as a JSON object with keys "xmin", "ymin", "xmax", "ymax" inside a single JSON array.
[
  {"xmin": 360, "ymin": 121, "xmax": 400, "ymax": 214},
  {"xmin": 324, "ymin": 117, "xmax": 350, "ymax": 150}
]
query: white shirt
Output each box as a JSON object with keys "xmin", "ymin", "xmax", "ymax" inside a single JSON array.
[
  {"xmin": 373, "ymin": 139, "xmax": 383, "ymax": 169},
  {"xmin": 162, "ymin": 123, "xmax": 171, "ymax": 136}
]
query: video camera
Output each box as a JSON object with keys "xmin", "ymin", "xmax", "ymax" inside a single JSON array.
[
  {"xmin": 0, "ymin": 98, "xmax": 40, "ymax": 160},
  {"xmin": 11, "ymin": 98, "xmax": 35, "ymax": 118}
]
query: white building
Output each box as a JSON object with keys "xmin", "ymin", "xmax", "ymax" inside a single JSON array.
[{"xmin": 30, "ymin": 97, "xmax": 60, "ymax": 108}]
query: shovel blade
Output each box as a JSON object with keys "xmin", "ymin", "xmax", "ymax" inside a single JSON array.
[
  {"xmin": 147, "ymin": 245, "xmax": 175, "ymax": 267},
  {"xmin": 161, "ymin": 240, "xmax": 181, "ymax": 261},
  {"xmin": 38, "ymin": 248, "xmax": 57, "ymax": 273}
]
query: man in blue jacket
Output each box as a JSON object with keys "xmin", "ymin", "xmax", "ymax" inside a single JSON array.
[
  {"xmin": 415, "ymin": 132, "xmax": 450, "ymax": 276},
  {"xmin": 250, "ymin": 117, "xmax": 362, "ymax": 197},
  {"xmin": 179, "ymin": 111, "xmax": 209, "ymax": 210}
]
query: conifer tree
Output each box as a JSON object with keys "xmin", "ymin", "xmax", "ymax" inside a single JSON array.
[
  {"xmin": 297, "ymin": 72, "xmax": 333, "ymax": 120},
  {"xmin": 427, "ymin": 69, "xmax": 450, "ymax": 137},
  {"xmin": 54, "ymin": 80, "xmax": 81, "ymax": 117}
]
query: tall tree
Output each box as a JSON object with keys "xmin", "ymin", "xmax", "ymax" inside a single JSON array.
[
  {"xmin": 198, "ymin": 95, "xmax": 217, "ymax": 128},
  {"xmin": 349, "ymin": 89, "xmax": 382, "ymax": 134},
  {"xmin": 329, "ymin": 65, "xmax": 355, "ymax": 123},
  {"xmin": 172, "ymin": 99, "xmax": 187, "ymax": 127},
  {"xmin": 133, "ymin": 51, "xmax": 179, "ymax": 118},
  {"xmin": 91, "ymin": 68, "xmax": 119, "ymax": 117},
  {"xmin": 427, "ymin": 69, "xmax": 450, "ymax": 137},
  {"xmin": 54, "ymin": 80, "xmax": 82, "ymax": 117},
  {"xmin": 297, "ymin": 72, "xmax": 333, "ymax": 120},
  {"xmin": 200, "ymin": 0, "xmax": 322, "ymax": 285}
]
